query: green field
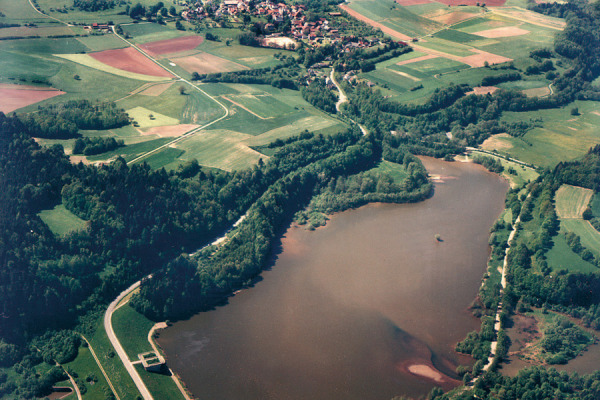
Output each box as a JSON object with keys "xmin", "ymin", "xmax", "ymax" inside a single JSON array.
[
  {"xmin": 494, "ymin": 100, "xmax": 600, "ymax": 167},
  {"xmin": 347, "ymin": 0, "xmax": 442, "ymax": 37},
  {"xmin": 369, "ymin": 160, "xmax": 409, "ymax": 183},
  {"xmin": 112, "ymin": 304, "xmax": 154, "ymax": 359},
  {"xmin": 34, "ymin": 0, "xmax": 133, "ymax": 24},
  {"xmin": 76, "ymin": 34, "xmax": 128, "ymax": 51},
  {"xmin": 389, "ymin": 57, "xmax": 470, "ymax": 77},
  {"xmin": 63, "ymin": 345, "xmax": 115, "ymax": 400},
  {"xmin": 555, "ymin": 184, "xmax": 594, "ymax": 219},
  {"xmin": 224, "ymin": 93, "xmax": 295, "ymax": 119},
  {"xmin": 562, "ymin": 219, "xmax": 600, "ymax": 258},
  {"xmin": 122, "ymin": 22, "xmax": 194, "ymax": 43},
  {"xmin": 84, "ymin": 317, "xmax": 142, "ymax": 400},
  {"xmin": 38, "ymin": 204, "xmax": 87, "ymax": 235},
  {"xmin": 433, "ymin": 29, "xmax": 483, "ymax": 43},
  {"xmin": 198, "ymin": 37, "xmax": 289, "ymax": 69},
  {"xmin": 135, "ymin": 364, "xmax": 187, "ymax": 400},
  {"xmin": 546, "ymin": 231, "xmax": 599, "ymax": 274}
]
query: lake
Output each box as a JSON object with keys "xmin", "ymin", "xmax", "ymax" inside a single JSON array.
[{"xmin": 158, "ymin": 158, "xmax": 508, "ymax": 400}]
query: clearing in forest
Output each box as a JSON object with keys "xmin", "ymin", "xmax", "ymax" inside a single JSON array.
[{"xmin": 555, "ymin": 185, "xmax": 594, "ymax": 219}]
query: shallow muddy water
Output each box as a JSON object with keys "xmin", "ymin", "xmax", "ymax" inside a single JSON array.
[{"xmin": 158, "ymin": 158, "xmax": 508, "ymax": 400}]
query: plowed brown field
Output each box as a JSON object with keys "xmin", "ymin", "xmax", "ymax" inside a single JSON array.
[{"xmin": 90, "ymin": 47, "xmax": 173, "ymax": 77}]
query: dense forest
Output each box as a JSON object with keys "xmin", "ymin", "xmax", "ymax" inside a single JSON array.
[{"xmin": 19, "ymin": 100, "xmax": 130, "ymax": 139}]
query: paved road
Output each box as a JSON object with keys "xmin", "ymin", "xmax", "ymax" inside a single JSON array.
[{"xmin": 104, "ymin": 280, "xmax": 152, "ymax": 400}]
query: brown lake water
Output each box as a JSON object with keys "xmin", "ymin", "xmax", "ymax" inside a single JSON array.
[{"xmin": 158, "ymin": 158, "xmax": 508, "ymax": 400}]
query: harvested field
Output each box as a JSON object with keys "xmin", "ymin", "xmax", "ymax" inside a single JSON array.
[
  {"xmin": 555, "ymin": 184, "xmax": 594, "ymax": 219},
  {"xmin": 492, "ymin": 9, "xmax": 566, "ymax": 30},
  {"xmin": 0, "ymin": 85, "xmax": 65, "ymax": 113},
  {"xmin": 339, "ymin": 4, "xmax": 413, "ymax": 41},
  {"xmin": 395, "ymin": 0, "xmax": 432, "ymax": 5},
  {"xmin": 169, "ymin": 52, "xmax": 249, "ymax": 74},
  {"xmin": 427, "ymin": 11, "xmax": 479, "ymax": 25},
  {"xmin": 90, "ymin": 47, "xmax": 173, "ymax": 78},
  {"xmin": 396, "ymin": 54, "xmax": 438, "ymax": 65},
  {"xmin": 459, "ymin": 49, "xmax": 512, "ymax": 67},
  {"xmin": 466, "ymin": 86, "xmax": 498, "ymax": 95},
  {"xmin": 139, "ymin": 35, "xmax": 204, "ymax": 57},
  {"xmin": 138, "ymin": 82, "xmax": 173, "ymax": 96},
  {"xmin": 141, "ymin": 124, "xmax": 199, "ymax": 137},
  {"xmin": 474, "ymin": 26, "xmax": 530, "ymax": 38},
  {"xmin": 481, "ymin": 133, "xmax": 513, "ymax": 151}
]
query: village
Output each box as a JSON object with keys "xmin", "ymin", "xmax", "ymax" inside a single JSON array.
[{"xmin": 179, "ymin": 0, "xmax": 386, "ymax": 49}]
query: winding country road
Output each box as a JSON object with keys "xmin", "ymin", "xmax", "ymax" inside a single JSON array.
[{"xmin": 329, "ymin": 68, "xmax": 368, "ymax": 135}]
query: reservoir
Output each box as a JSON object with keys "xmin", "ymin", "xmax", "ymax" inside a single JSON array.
[{"xmin": 158, "ymin": 158, "xmax": 508, "ymax": 400}]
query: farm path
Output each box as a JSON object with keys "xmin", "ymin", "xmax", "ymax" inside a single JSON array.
[
  {"xmin": 62, "ymin": 363, "xmax": 83, "ymax": 400},
  {"xmin": 27, "ymin": 0, "xmax": 73, "ymax": 26},
  {"xmin": 110, "ymin": 27, "xmax": 230, "ymax": 165},
  {"xmin": 330, "ymin": 68, "xmax": 368, "ymax": 135},
  {"xmin": 80, "ymin": 335, "xmax": 121, "ymax": 400}
]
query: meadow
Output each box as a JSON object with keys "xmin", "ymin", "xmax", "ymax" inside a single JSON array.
[
  {"xmin": 38, "ymin": 204, "xmax": 87, "ymax": 236},
  {"xmin": 346, "ymin": 0, "xmax": 442, "ymax": 37},
  {"xmin": 487, "ymin": 100, "xmax": 600, "ymax": 167},
  {"xmin": 63, "ymin": 345, "xmax": 115, "ymax": 400},
  {"xmin": 546, "ymin": 231, "xmax": 599, "ymax": 274}
]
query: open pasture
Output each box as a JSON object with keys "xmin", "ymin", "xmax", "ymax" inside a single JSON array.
[
  {"xmin": 57, "ymin": 53, "xmax": 172, "ymax": 81},
  {"xmin": 38, "ymin": 204, "xmax": 87, "ymax": 236},
  {"xmin": 76, "ymin": 34, "xmax": 127, "ymax": 51},
  {"xmin": 34, "ymin": 0, "xmax": 132, "ymax": 23},
  {"xmin": 140, "ymin": 35, "xmax": 204, "ymax": 57},
  {"xmin": 433, "ymin": 28, "xmax": 484, "ymax": 43},
  {"xmin": 244, "ymin": 115, "xmax": 346, "ymax": 147},
  {"xmin": 169, "ymin": 52, "xmax": 249, "ymax": 74},
  {"xmin": 63, "ymin": 345, "xmax": 115, "ymax": 400},
  {"xmin": 562, "ymin": 219, "xmax": 600, "ymax": 258},
  {"xmin": 488, "ymin": 101, "xmax": 600, "ymax": 167},
  {"xmin": 222, "ymin": 93, "xmax": 295, "ymax": 119},
  {"xmin": 0, "ymin": 0, "xmax": 51, "ymax": 21},
  {"xmin": 556, "ymin": 185, "xmax": 594, "ymax": 220},
  {"xmin": 198, "ymin": 39, "xmax": 288, "ymax": 69},
  {"xmin": 122, "ymin": 23, "xmax": 192, "ymax": 44},
  {"xmin": 90, "ymin": 47, "xmax": 174, "ymax": 78},
  {"xmin": 0, "ymin": 85, "xmax": 64, "ymax": 113},
  {"xmin": 389, "ymin": 56, "xmax": 470, "ymax": 77},
  {"xmin": 0, "ymin": 25, "xmax": 73, "ymax": 38},
  {"xmin": 546, "ymin": 231, "xmax": 599, "ymax": 274},
  {"xmin": 173, "ymin": 130, "xmax": 266, "ymax": 172}
]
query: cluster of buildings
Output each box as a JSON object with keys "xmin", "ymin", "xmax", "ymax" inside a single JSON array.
[{"xmin": 179, "ymin": 0, "xmax": 385, "ymax": 49}]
